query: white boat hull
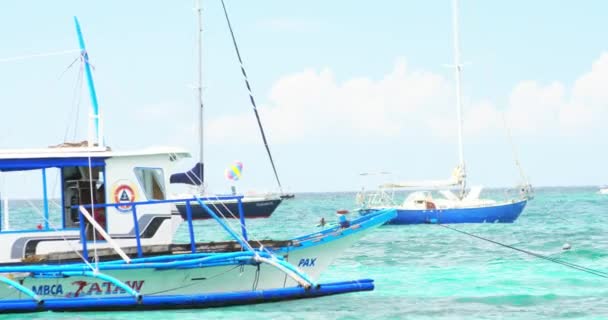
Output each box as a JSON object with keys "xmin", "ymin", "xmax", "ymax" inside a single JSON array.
[{"xmin": 0, "ymin": 212, "xmax": 382, "ymax": 300}]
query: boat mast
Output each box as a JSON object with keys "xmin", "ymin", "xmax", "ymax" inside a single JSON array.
[
  {"xmin": 195, "ymin": 0, "xmax": 205, "ymax": 193},
  {"xmin": 452, "ymin": 0, "xmax": 466, "ymax": 198},
  {"xmin": 74, "ymin": 17, "xmax": 104, "ymax": 148}
]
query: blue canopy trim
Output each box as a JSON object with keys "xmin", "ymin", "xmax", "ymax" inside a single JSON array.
[
  {"xmin": 0, "ymin": 157, "xmax": 106, "ymax": 172},
  {"xmin": 170, "ymin": 163, "xmax": 203, "ymax": 186}
]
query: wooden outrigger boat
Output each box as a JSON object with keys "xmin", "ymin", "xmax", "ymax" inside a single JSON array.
[{"xmin": 0, "ymin": 17, "xmax": 396, "ymax": 313}]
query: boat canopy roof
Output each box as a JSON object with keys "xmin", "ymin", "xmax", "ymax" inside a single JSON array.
[
  {"xmin": 379, "ymin": 165, "xmax": 465, "ymax": 189},
  {"xmin": 380, "ymin": 179, "xmax": 460, "ymax": 189},
  {"xmin": 0, "ymin": 146, "xmax": 190, "ymax": 172}
]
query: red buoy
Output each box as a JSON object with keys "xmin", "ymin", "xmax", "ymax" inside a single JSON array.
[{"xmin": 336, "ymin": 209, "xmax": 349, "ymax": 215}]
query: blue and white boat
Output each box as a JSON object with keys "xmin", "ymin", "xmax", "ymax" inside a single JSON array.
[
  {"xmin": 0, "ymin": 17, "xmax": 396, "ymax": 313},
  {"xmin": 357, "ymin": 0, "xmax": 531, "ymax": 225}
]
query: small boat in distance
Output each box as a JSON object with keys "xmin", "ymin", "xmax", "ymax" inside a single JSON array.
[
  {"xmin": 170, "ymin": 163, "xmax": 282, "ymax": 220},
  {"xmin": 598, "ymin": 187, "xmax": 608, "ymax": 194},
  {"xmin": 356, "ymin": 0, "xmax": 531, "ymax": 224}
]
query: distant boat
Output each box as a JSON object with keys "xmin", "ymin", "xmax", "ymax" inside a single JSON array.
[
  {"xmin": 170, "ymin": 1, "xmax": 286, "ymax": 219},
  {"xmin": 357, "ymin": 0, "xmax": 531, "ymax": 224},
  {"xmin": 280, "ymin": 193, "xmax": 295, "ymax": 199},
  {"xmin": 598, "ymin": 187, "xmax": 608, "ymax": 194}
]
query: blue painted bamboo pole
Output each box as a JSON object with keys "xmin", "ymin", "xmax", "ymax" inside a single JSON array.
[
  {"xmin": 186, "ymin": 202, "xmax": 196, "ymax": 253},
  {"xmin": 194, "ymin": 197, "xmax": 251, "ymax": 251},
  {"xmin": 0, "ymin": 275, "xmax": 41, "ymax": 302},
  {"xmin": 0, "ymin": 251, "xmax": 263, "ymax": 273},
  {"xmin": 237, "ymin": 197, "xmax": 247, "ymax": 242},
  {"xmin": 0, "ymin": 279, "xmax": 374, "ymax": 313},
  {"xmin": 131, "ymin": 206, "xmax": 143, "ymax": 258},
  {"xmin": 42, "ymin": 168, "xmax": 49, "ymax": 229},
  {"xmin": 78, "ymin": 209, "xmax": 89, "ymax": 261},
  {"xmin": 73, "ymin": 16, "xmax": 101, "ymax": 146}
]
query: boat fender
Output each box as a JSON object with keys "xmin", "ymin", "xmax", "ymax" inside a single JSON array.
[{"xmin": 429, "ymin": 218, "xmax": 438, "ymax": 224}]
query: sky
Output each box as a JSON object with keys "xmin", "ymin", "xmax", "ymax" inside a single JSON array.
[{"xmin": 1, "ymin": 1, "xmax": 608, "ymax": 197}]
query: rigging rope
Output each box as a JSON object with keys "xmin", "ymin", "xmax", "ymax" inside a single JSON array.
[
  {"xmin": 63, "ymin": 59, "xmax": 85, "ymax": 142},
  {"xmin": 24, "ymin": 199, "xmax": 96, "ymax": 272},
  {"xmin": 437, "ymin": 223, "xmax": 608, "ymax": 279},
  {"xmin": 220, "ymin": 0, "xmax": 285, "ymax": 194},
  {"xmin": 0, "ymin": 49, "xmax": 80, "ymax": 64},
  {"xmin": 502, "ymin": 113, "xmax": 531, "ymax": 190}
]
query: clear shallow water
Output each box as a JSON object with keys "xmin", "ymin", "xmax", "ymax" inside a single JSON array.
[{"xmin": 1, "ymin": 187, "xmax": 608, "ymax": 319}]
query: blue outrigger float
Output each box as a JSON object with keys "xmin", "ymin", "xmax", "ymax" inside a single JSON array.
[{"xmin": 0, "ymin": 17, "xmax": 396, "ymax": 313}]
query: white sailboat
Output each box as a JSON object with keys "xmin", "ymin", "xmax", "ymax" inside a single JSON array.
[{"xmin": 358, "ymin": 0, "xmax": 531, "ymax": 224}]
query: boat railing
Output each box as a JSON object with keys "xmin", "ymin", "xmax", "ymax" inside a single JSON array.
[
  {"xmin": 73, "ymin": 195, "xmax": 251, "ymax": 262},
  {"xmin": 358, "ymin": 188, "xmax": 398, "ymax": 209},
  {"xmin": 71, "ymin": 194, "xmax": 316, "ymax": 289}
]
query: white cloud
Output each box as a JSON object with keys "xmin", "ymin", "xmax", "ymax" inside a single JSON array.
[
  {"xmin": 206, "ymin": 58, "xmax": 451, "ymax": 144},
  {"xmin": 504, "ymin": 80, "xmax": 565, "ymax": 136},
  {"xmin": 502, "ymin": 53, "xmax": 608, "ymax": 138},
  {"xmin": 206, "ymin": 53, "xmax": 608, "ymax": 151}
]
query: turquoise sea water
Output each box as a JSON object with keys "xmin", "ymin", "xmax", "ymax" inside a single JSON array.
[{"xmin": 1, "ymin": 187, "xmax": 607, "ymax": 319}]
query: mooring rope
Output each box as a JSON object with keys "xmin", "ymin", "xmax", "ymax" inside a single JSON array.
[{"xmin": 437, "ymin": 224, "xmax": 608, "ymax": 279}]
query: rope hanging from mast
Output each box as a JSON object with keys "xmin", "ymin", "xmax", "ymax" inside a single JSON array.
[
  {"xmin": 220, "ymin": 0, "xmax": 285, "ymax": 194},
  {"xmin": 502, "ymin": 113, "xmax": 533, "ymax": 198}
]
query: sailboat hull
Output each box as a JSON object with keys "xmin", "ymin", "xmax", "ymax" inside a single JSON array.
[
  {"xmin": 362, "ymin": 199, "xmax": 527, "ymax": 224},
  {"xmin": 175, "ymin": 198, "xmax": 282, "ymax": 220}
]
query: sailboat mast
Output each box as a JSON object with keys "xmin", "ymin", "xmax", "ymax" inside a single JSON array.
[
  {"xmin": 195, "ymin": 0, "xmax": 205, "ymax": 192},
  {"xmin": 452, "ymin": 0, "xmax": 466, "ymax": 197},
  {"xmin": 74, "ymin": 17, "xmax": 104, "ymax": 148}
]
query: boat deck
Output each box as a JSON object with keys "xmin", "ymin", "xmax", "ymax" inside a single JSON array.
[{"xmin": 13, "ymin": 240, "xmax": 294, "ymax": 265}]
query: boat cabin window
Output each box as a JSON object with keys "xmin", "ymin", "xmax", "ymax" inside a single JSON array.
[
  {"xmin": 134, "ymin": 168, "xmax": 165, "ymax": 200},
  {"xmin": 62, "ymin": 166, "xmax": 106, "ymax": 232}
]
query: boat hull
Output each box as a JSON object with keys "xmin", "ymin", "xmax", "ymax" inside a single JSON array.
[
  {"xmin": 175, "ymin": 198, "xmax": 282, "ymax": 220},
  {"xmin": 362, "ymin": 199, "xmax": 527, "ymax": 224},
  {"xmin": 0, "ymin": 209, "xmax": 396, "ymax": 313}
]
